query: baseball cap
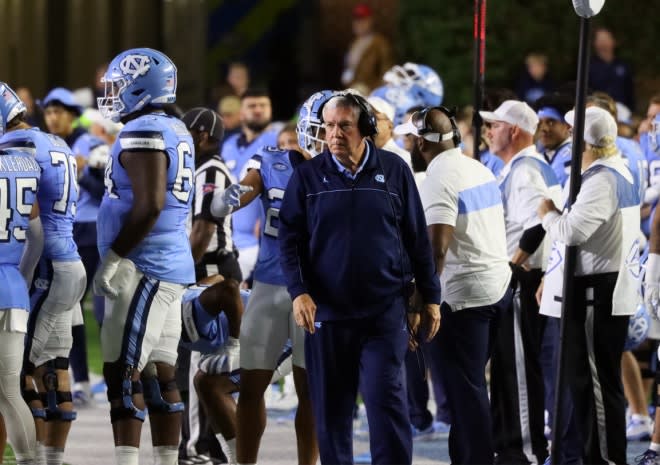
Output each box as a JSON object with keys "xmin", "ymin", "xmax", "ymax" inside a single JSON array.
[
  {"xmin": 479, "ymin": 100, "xmax": 539, "ymax": 135},
  {"xmin": 367, "ymin": 96, "xmax": 394, "ymax": 122},
  {"xmin": 353, "ymin": 3, "xmax": 373, "ymax": 19},
  {"xmin": 564, "ymin": 106, "xmax": 617, "ymax": 147},
  {"xmin": 182, "ymin": 107, "xmax": 225, "ymax": 141},
  {"xmin": 39, "ymin": 87, "xmax": 83, "ymax": 116}
]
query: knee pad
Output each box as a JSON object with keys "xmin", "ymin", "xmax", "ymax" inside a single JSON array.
[
  {"xmin": 143, "ymin": 377, "xmax": 184, "ymax": 414},
  {"xmin": 21, "ymin": 378, "xmax": 46, "ymax": 420},
  {"xmin": 106, "ymin": 364, "xmax": 146, "ymax": 423},
  {"xmin": 40, "ymin": 358, "xmax": 76, "ymax": 422}
]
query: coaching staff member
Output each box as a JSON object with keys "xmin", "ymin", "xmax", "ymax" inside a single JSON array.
[{"xmin": 278, "ymin": 92, "xmax": 441, "ymax": 465}]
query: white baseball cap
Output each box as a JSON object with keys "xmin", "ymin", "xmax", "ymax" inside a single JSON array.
[
  {"xmin": 479, "ymin": 100, "xmax": 539, "ymax": 135},
  {"xmin": 367, "ymin": 96, "xmax": 395, "ymax": 122},
  {"xmin": 564, "ymin": 106, "xmax": 617, "ymax": 147}
]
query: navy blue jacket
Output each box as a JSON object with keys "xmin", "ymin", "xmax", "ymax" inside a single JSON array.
[{"xmin": 278, "ymin": 141, "xmax": 440, "ymax": 321}]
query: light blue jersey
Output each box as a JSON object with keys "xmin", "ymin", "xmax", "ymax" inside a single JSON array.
[
  {"xmin": 248, "ymin": 147, "xmax": 304, "ymax": 286},
  {"xmin": 643, "ymin": 132, "xmax": 660, "ymax": 237},
  {"xmin": 0, "ymin": 128, "xmax": 79, "ymax": 261},
  {"xmin": 540, "ymin": 140, "xmax": 572, "ymax": 188},
  {"xmin": 479, "ymin": 150, "xmax": 504, "ymax": 178},
  {"xmin": 0, "ymin": 148, "xmax": 40, "ymax": 310},
  {"xmin": 97, "ymin": 113, "xmax": 195, "ymax": 284},
  {"xmin": 73, "ymin": 134, "xmax": 105, "ymax": 224},
  {"xmin": 221, "ymin": 130, "xmax": 277, "ymax": 250},
  {"xmin": 617, "ymin": 136, "xmax": 646, "ymax": 204}
]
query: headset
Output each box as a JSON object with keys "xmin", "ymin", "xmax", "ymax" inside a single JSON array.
[
  {"xmin": 415, "ymin": 105, "xmax": 461, "ymax": 147},
  {"xmin": 317, "ymin": 91, "xmax": 378, "ymax": 138}
]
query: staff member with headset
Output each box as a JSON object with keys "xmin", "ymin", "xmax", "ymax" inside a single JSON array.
[
  {"xmin": 480, "ymin": 100, "xmax": 562, "ymax": 465},
  {"xmin": 395, "ymin": 106, "xmax": 512, "ymax": 464},
  {"xmin": 539, "ymin": 107, "xmax": 641, "ymax": 465},
  {"xmin": 278, "ymin": 91, "xmax": 441, "ymax": 465}
]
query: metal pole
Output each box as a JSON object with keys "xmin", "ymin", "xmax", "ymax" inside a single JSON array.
[
  {"xmin": 550, "ymin": 15, "xmax": 591, "ymax": 465},
  {"xmin": 472, "ymin": 0, "xmax": 486, "ymax": 160}
]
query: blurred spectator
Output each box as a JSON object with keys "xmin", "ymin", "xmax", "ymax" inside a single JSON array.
[
  {"xmin": 340, "ymin": 3, "xmax": 394, "ymax": 95},
  {"xmin": 588, "ymin": 27, "xmax": 635, "ymax": 111},
  {"xmin": 14, "ymin": 86, "xmax": 42, "ymax": 128},
  {"xmin": 515, "ymin": 52, "xmax": 555, "ymax": 105},
  {"xmin": 210, "ymin": 62, "xmax": 251, "ymax": 108},
  {"xmin": 638, "ymin": 94, "xmax": 660, "ymax": 139},
  {"xmin": 40, "ymin": 87, "xmax": 86, "ymax": 148},
  {"xmin": 79, "ymin": 108, "xmax": 122, "ymax": 146},
  {"xmin": 218, "ymin": 95, "xmax": 242, "ymax": 141},
  {"xmin": 367, "ymin": 95, "xmax": 412, "ymax": 169},
  {"xmin": 455, "ymin": 105, "xmax": 475, "ymax": 158},
  {"xmin": 277, "ymin": 122, "xmax": 300, "ymax": 151}
]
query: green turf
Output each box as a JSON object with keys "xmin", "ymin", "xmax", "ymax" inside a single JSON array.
[
  {"xmin": 82, "ymin": 297, "xmax": 103, "ymax": 375},
  {"xmin": 84, "ymin": 310, "xmax": 103, "ymax": 375}
]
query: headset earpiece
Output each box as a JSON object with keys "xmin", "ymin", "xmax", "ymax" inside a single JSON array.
[{"xmin": 315, "ymin": 92, "xmax": 378, "ymax": 138}]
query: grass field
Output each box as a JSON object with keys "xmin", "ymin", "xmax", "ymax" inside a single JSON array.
[{"xmin": 83, "ymin": 304, "xmax": 103, "ymax": 376}]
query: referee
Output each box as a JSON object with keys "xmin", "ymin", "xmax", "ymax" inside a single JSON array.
[
  {"xmin": 182, "ymin": 107, "xmax": 242, "ymax": 282},
  {"xmin": 395, "ymin": 106, "xmax": 512, "ymax": 464},
  {"xmin": 480, "ymin": 100, "xmax": 562, "ymax": 464}
]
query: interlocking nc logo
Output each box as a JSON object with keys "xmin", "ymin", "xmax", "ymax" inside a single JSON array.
[
  {"xmin": 119, "ymin": 54, "xmax": 151, "ymax": 79},
  {"xmin": 375, "ymin": 174, "xmax": 385, "ymax": 183}
]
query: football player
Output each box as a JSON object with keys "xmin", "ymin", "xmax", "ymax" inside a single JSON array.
[
  {"xmin": 0, "ymin": 128, "xmax": 41, "ymax": 464},
  {"xmin": 94, "ymin": 48, "xmax": 195, "ymax": 465},
  {"xmin": 0, "ymin": 82, "xmax": 86, "ymax": 465},
  {"xmin": 209, "ymin": 90, "xmax": 334, "ymax": 465}
]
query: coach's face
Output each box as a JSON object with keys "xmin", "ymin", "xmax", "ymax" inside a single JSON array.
[{"xmin": 323, "ymin": 105, "xmax": 364, "ymax": 160}]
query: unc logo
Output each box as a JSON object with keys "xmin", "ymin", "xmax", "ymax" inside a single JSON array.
[
  {"xmin": 322, "ymin": 176, "xmax": 328, "ymax": 183},
  {"xmin": 34, "ymin": 278, "xmax": 50, "ymax": 290},
  {"xmin": 375, "ymin": 174, "xmax": 385, "ymax": 183},
  {"xmin": 273, "ymin": 162, "xmax": 287, "ymax": 171},
  {"xmin": 545, "ymin": 244, "xmax": 564, "ymax": 275},
  {"xmin": 119, "ymin": 54, "xmax": 151, "ymax": 79}
]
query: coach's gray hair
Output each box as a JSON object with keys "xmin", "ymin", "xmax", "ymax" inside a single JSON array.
[{"xmin": 321, "ymin": 95, "xmax": 362, "ymax": 123}]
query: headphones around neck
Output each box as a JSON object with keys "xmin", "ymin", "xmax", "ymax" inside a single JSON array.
[
  {"xmin": 317, "ymin": 92, "xmax": 378, "ymax": 138},
  {"xmin": 416, "ymin": 106, "xmax": 461, "ymax": 147}
]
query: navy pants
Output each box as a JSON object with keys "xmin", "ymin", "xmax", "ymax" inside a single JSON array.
[
  {"xmin": 305, "ymin": 300, "xmax": 411, "ymax": 465},
  {"xmin": 405, "ymin": 336, "xmax": 451, "ymax": 430},
  {"xmin": 437, "ymin": 290, "xmax": 511, "ymax": 465}
]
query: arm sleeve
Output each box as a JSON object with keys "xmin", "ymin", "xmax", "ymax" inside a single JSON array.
[
  {"xmin": 278, "ymin": 168, "xmax": 310, "ymax": 300},
  {"xmin": 19, "ymin": 217, "xmax": 44, "ymax": 284},
  {"xmin": 541, "ymin": 171, "xmax": 617, "ymax": 246},
  {"xmin": 518, "ymin": 223, "xmax": 546, "ymax": 255},
  {"xmin": 400, "ymin": 168, "xmax": 441, "ymax": 305}
]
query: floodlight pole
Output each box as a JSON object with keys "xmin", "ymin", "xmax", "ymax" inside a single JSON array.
[
  {"xmin": 472, "ymin": 0, "xmax": 486, "ymax": 160},
  {"xmin": 550, "ymin": 13, "xmax": 592, "ymax": 465}
]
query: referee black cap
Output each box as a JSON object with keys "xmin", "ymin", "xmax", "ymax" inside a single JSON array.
[{"xmin": 182, "ymin": 107, "xmax": 225, "ymax": 141}]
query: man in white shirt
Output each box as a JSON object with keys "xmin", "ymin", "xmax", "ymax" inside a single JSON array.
[
  {"xmin": 396, "ymin": 106, "xmax": 512, "ymax": 464},
  {"xmin": 367, "ymin": 96, "xmax": 412, "ymax": 169},
  {"xmin": 480, "ymin": 100, "xmax": 561, "ymax": 465},
  {"xmin": 539, "ymin": 106, "xmax": 640, "ymax": 465}
]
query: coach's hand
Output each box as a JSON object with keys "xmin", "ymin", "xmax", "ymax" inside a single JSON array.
[
  {"xmin": 408, "ymin": 303, "xmax": 440, "ymax": 350},
  {"xmin": 293, "ymin": 293, "xmax": 317, "ymax": 334},
  {"xmin": 93, "ymin": 249, "xmax": 123, "ymax": 298}
]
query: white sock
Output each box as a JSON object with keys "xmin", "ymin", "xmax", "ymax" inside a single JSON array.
[
  {"xmin": 15, "ymin": 451, "xmax": 36, "ymax": 465},
  {"xmin": 114, "ymin": 446, "xmax": 139, "ymax": 465},
  {"xmin": 633, "ymin": 413, "xmax": 651, "ymax": 422},
  {"xmin": 36, "ymin": 441, "xmax": 47, "ymax": 465},
  {"xmin": 216, "ymin": 433, "xmax": 237, "ymax": 464},
  {"xmin": 650, "ymin": 442, "xmax": 660, "ymax": 452},
  {"xmin": 153, "ymin": 445, "xmax": 179, "ymax": 465},
  {"xmin": 44, "ymin": 446, "xmax": 64, "ymax": 465}
]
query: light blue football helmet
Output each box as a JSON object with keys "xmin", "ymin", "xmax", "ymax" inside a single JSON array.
[
  {"xmin": 97, "ymin": 47, "xmax": 177, "ymax": 122},
  {"xmin": 0, "ymin": 82, "xmax": 27, "ymax": 136},
  {"xmin": 372, "ymin": 63, "xmax": 443, "ymax": 126},
  {"xmin": 296, "ymin": 90, "xmax": 334, "ymax": 157},
  {"xmin": 624, "ymin": 302, "xmax": 650, "ymax": 351}
]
